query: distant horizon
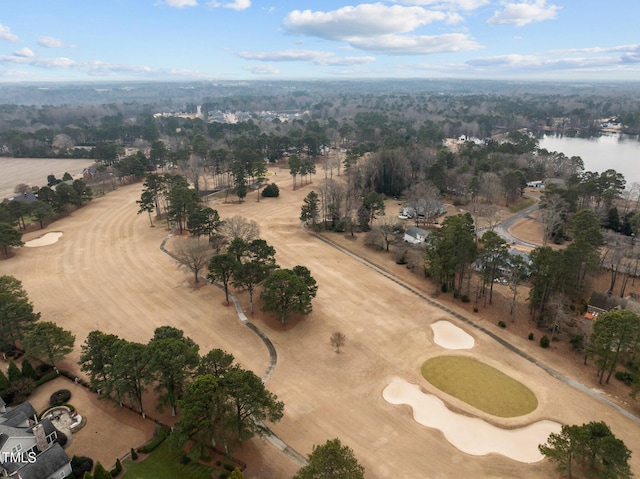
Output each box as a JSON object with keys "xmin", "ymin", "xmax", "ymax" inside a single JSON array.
[
  {"xmin": 1, "ymin": 1, "xmax": 639, "ymax": 83},
  {"xmin": 2, "ymin": 77, "xmax": 640, "ymax": 85}
]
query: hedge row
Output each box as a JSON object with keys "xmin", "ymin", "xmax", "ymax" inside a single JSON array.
[{"xmin": 137, "ymin": 426, "xmax": 171, "ymax": 454}]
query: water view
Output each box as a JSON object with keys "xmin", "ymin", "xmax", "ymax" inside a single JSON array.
[{"xmin": 538, "ymin": 132, "xmax": 640, "ymax": 185}]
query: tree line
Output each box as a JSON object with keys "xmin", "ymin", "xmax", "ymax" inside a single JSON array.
[
  {"xmin": 0, "ymin": 177, "xmax": 93, "ymax": 256},
  {"xmin": 79, "ymin": 326, "xmax": 283, "ymax": 456},
  {"xmin": 0, "ymin": 275, "xmax": 76, "ymax": 403}
]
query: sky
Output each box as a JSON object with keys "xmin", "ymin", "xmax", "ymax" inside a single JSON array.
[{"xmin": 0, "ymin": 0, "xmax": 638, "ymax": 83}]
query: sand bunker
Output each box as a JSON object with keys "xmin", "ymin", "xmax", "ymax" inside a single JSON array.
[
  {"xmin": 431, "ymin": 320, "xmax": 475, "ymax": 349},
  {"xmin": 383, "ymin": 377, "xmax": 561, "ymax": 463},
  {"xmin": 25, "ymin": 232, "xmax": 63, "ymax": 247}
]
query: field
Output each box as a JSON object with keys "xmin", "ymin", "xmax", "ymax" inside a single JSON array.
[
  {"xmin": 2, "ymin": 159, "xmax": 640, "ymax": 478},
  {"xmin": 0, "ymin": 157, "xmax": 95, "ymax": 199}
]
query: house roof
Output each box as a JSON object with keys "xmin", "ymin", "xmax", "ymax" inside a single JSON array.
[
  {"xmin": 10, "ymin": 191, "xmax": 38, "ymax": 204},
  {"xmin": 588, "ymin": 291, "xmax": 621, "ymax": 312},
  {"xmin": 28, "ymin": 417, "xmax": 56, "ymax": 437},
  {"xmin": 14, "ymin": 443, "xmax": 70, "ymax": 479},
  {"xmin": 405, "ymin": 226, "xmax": 428, "ymax": 238},
  {"xmin": 1, "ymin": 401, "xmax": 37, "ymax": 428}
]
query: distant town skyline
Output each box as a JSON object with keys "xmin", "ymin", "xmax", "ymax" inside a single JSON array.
[{"xmin": 0, "ymin": 0, "xmax": 638, "ymax": 82}]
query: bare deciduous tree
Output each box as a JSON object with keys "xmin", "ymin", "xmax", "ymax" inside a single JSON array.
[
  {"xmin": 172, "ymin": 238, "xmax": 213, "ymax": 283},
  {"xmin": 330, "ymin": 332, "xmax": 346, "ymax": 354},
  {"xmin": 220, "ymin": 215, "xmax": 260, "ymax": 244},
  {"xmin": 14, "ymin": 183, "xmax": 30, "ymax": 195},
  {"xmin": 539, "ymin": 190, "xmax": 568, "ymax": 245}
]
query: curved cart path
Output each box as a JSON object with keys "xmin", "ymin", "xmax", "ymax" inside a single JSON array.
[{"xmin": 5, "ymin": 179, "xmax": 639, "ymax": 478}]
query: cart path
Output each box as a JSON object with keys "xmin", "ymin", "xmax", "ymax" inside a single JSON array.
[
  {"xmin": 161, "ymin": 221, "xmax": 639, "ymax": 471},
  {"xmin": 160, "ymin": 230, "xmax": 307, "ymax": 467}
]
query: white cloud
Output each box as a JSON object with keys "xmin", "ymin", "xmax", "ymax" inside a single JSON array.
[
  {"xmin": 162, "ymin": 0, "xmax": 198, "ymax": 8},
  {"xmin": 14, "ymin": 48, "xmax": 34, "ymax": 58},
  {"xmin": 551, "ymin": 44, "xmax": 639, "ymax": 55},
  {"xmin": 392, "ymin": 0, "xmax": 490, "ymax": 10},
  {"xmin": 282, "ymin": 4, "xmax": 479, "ymax": 56},
  {"xmin": 209, "ymin": 0, "xmax": 251, "ymax": 10},
  {"xmin": 283, "ymin": 4, "xmax": 449, "ymax": 40},
  {"xmin": 0, "ymin": 24, "xmax": 19, "ymax": 43},
  {"xmin": 349, "ymin": 33, "xmax": 482, "ymax": 54},
  {"xmin": 488, "ymin": 0, "xmax": 559, "ymax": 27},
  {"xmin": 38, "ymin": 36, "xmax": 74, "ymax": 48},
  {"xmin": 237, "ymin": 49, "xmax": 376, "ymax": 66},
  {"xmin": 244, "ymin": 64, "xmax": 280, "ymax": 75},
  {"xmin": 0, "ymin": 53, "xmax": 159, "ymax": 77},
  {"xmin": 467, "ymin": 54, "xmax": 621, "ymax": 72}
]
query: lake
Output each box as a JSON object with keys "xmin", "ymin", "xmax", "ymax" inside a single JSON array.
[{"xmin": 537, "ymin": 132, "xmax": 640, "ymax": 186}]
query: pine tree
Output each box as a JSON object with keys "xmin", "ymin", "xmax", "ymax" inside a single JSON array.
[
  {"xmin": 92, "ymin": 462, "xmax": 111, "ymax": 479},
  {"xmin": 7, "ymin": 362, "xmax": 22, "ymax": 383},
  {"xmin": 21, "ymin": 359, "xmax": 39, "ymax": 380}
]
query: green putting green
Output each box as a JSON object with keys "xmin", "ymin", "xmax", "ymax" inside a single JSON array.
[{"xmin": 421, "ymin": 355, "xmax": 538, "ymax": 418}]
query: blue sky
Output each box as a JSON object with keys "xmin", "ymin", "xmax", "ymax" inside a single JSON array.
[{"xmin": 0, "ymin": 0, "xmax": 638, "ymax": 82}]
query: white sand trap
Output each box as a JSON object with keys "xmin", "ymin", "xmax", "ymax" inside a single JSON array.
[
  {"xmin": 383, "ymin": 377, "xmax": 561, "ymax": 463},
  {"xmin": 25, "ymin": 232, "xmax": 63, "ymax": 247},
  {"xmin": 431, "ymin": 320, "xmax": 475, "ymax": 349}
]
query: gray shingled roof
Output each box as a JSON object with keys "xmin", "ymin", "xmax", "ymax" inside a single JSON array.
[
  {"xmin": 14, "ymin": 443, "xmax": 71, "ymax": 479},
  {"xmin": 0, "ymin": 401, "xmax": 37, "ymax": 428}
]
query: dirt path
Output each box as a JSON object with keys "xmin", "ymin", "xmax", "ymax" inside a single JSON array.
[{"xmin": 3, "ymin": 172, "xmax": 639, "ymax": 478}]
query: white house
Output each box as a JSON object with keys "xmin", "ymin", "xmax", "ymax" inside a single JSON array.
[
  {"xmin": 0, "ymin": 401, "xmax": 72, "ymax": 479},
  {"xmin": 404, "ymin": 226, "xmax": 429, "ymax": 244}
]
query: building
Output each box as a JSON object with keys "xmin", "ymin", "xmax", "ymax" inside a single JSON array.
[
  {"xmin": 404, "ymin": 226, "xmax": 429, "ymax": 244},
  {"xmin": 399, "ymin": 198, "xmax": 446, "ymax": 221},
  {"xmin": 0, "ymin": 401, "xmax": 72, "ymax": 479},
  {"xmin": 585, "ymin": 291, "xmax": 640, "ymax": 321}
]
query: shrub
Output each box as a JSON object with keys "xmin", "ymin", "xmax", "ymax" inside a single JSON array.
[
  {"xmin": 137, "ymin": 425, "xmax": 170, "ymax": 454},
  {"xmin": 55, "ymin": 430, "xmax": 68, "ymax": 447},
  {"xmin": 0, "ymin": 343, "xmax": 16, "ymax": 358},
  {"xmin": 215, "ymin": 460, "xmax": 222, "ymax": 467},
  {"xmin": 223, "ymin": 464, "xmax": 236, "ymax": 472},
  {"xmin": 0, "ymin": 369, "xmax": 8, "ymax": 392},
  {"xmin": 180, "ymin": 456, "xmax": 191, "ymax": 465},
  {"xmin": 569, "ymin": 333, "xmax": 585, "ymax": 351},
  {"xmin": 36, "ymin": 370, "xmax": 59, "ymax": 387},
  {"xmin": 498, "ymin": 321, "xmax": 506, "ymax": 328},
  {"xmin": 261, "ymin": 183, "xmax": 279, "ymax": 197},
  {"xmin": 110, "ymin": 458, "xmax": 122, "ymax": 477},
  {"xmin": 71, "ymin": 455, "xmax": 94, "ymax": 478},
  {"xmin": 219, "ymin": 473, "xmax": 230, "ymax": 479},
  {"xmin": 615, "ymin": 371, "xmax": 634, "ymax": 386},
  {"xmin": 93, "ymin": 462, "xmax": 111, "ymax": 479},
  {"xmin": 540, "ymin": 335, "xmax": 550, "ymax": 348},
  {"xmin": 130, "ymin": 448, "xmax": 138, "ymax": 461},
  {"xmin": 461, "ymin": 295, "xmax": 470, "ymax": 303},
  {"xmin": 50, "ymin": 389, "xmax": 71, "ymax": 405},
  {"xmin": 35, "ymin": 363, "xmax": 52, "ymax": 374},
  {"xmin": 473, "ymin": 307, "xmax": 478, "ymax": 313},
  {"xmin": 528, "ymin": 333, "xmax": 534, "ymax": 341}
]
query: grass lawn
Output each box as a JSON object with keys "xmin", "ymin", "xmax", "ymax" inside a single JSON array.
[
  {"xmin": 122, "ymin": 441, "xmax": 218, "ymax": 479},
  {"xmin": 421, "ymin": 355, "xmax": 538, "ymax": 418}
]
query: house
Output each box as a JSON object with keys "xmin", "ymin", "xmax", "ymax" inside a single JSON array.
[
  {"xmin": 584, "ymin": 291, "xmax": 640, "ymax": 320},
  {"xmin": 404, "ymin": 226, "xmax": 429, "ymax": 244},
  {"xmin": 8, "ymin": 192, "xmax": 38, "ymax": 204},
  {"xmin": 526, "ymin": 180, "xmax": 544, "ymax": 188},
  {"xmin": 0, "ymin": 400, "xmax": 72, "ymax": 479},
  {"xmin": 399, "ymin": 198, "xmax": 446, "ymax": 221}
]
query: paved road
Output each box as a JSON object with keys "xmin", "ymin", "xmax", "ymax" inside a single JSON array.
[{"xmin": 479, "ymin": 197, "xmax": 540, "ymax": 248}]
